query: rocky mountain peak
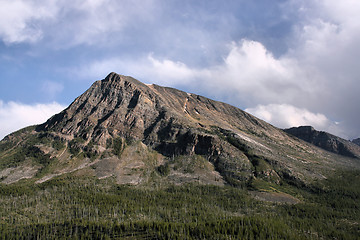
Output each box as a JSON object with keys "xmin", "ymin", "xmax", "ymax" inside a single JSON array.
[
  {"xmin": 1, "ymin": 72, "xmax": 360, "ymax": 185},
  {"xmin": 37, "ymin": 72, "xmax": 271, "ymax": 150},
  {"xmin": 37, "ymin": 73, "xmax": 156, "ymax": 143}
]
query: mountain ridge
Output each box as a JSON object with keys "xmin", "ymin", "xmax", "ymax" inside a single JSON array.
[
  {"xmin": 353, "ymin": 138, "xmax": 360, "ymax": 146},
  {"xmin": 1, "ymin": 72, "xmax": 359, "ymax": 186},
  {"xmin": 284, "ymin": 126, "xmax": 360, "ymax": 158}
]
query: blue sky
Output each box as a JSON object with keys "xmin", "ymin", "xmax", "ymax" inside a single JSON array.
[{"xmin": 1, "ymin": 0, "xmax": 359, "ymax": 140}]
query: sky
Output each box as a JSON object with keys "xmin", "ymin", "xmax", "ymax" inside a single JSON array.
[{"xmin": 0, "ymin": 0, "xmax": 359, "ymax": 140}]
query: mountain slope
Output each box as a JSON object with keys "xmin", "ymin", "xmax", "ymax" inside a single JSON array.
[
  {"xmin": 1, "ymin": 72, "xmax": 359, "ymax": 186},
  {"xmin": 353, "ymin": 138, "xmax": 360, "ymax": 146},
  {"xmin": 284, "ymin": 126, "xmax": 360, "ymax": 158}
]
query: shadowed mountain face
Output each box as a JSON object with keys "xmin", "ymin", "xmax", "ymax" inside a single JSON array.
[
  {"xmin": 1, "ymin": 73, "xmax": 359, "ymax": 185},
  {"xmin": 284, "ymin": 126, "xmax": 360, "ymax": 158},
  {"xmin": 353, "ymin": 138, "xmax": 360, "ymax": 146}
]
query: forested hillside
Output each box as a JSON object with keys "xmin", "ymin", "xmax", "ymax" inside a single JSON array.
[{"xmin": 0, "ymin": 169, "xmax": 359, "ymax": 239}]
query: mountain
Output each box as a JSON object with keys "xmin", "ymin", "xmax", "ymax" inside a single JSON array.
[
  {"xmin": 2, "ymin": 72, "xmax": 360, "ymax": 239},
  {"xmin": 284, "ymin": 126, "xmax": 360, "ymax": 158},
  {"xmin": 353, "ymin": 138, "xmax": 360, "ymax": 146},
  {"xmin": 1, "ymin": 72, "xmax": 359, "ymax": 186}
]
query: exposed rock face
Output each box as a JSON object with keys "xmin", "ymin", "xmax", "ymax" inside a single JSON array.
[
  {"xmin": 1, "ymin": 73, "xmax": 359, "ymax": 185},
  {"xmin": 284, "ymin": 126, "xmax": 360, "ymax": 158},
  {"xmin": 37, "ymin": 73, "xmax": 272, "ymax": 151}
]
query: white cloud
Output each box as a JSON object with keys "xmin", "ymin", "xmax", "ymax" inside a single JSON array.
[
  {"xmin": 146, "ymin": 54, "xmax": 203, "ymax": 82},
  {"xmin": 0, "ymin": 0, "xmax": 157, "ymax": 46},
  {"xmin": 0, "ymin": 0, "xmax": 57, "ymax": 44},
  {"xmin": 245, "ymin": 104, "xmax": 339, "ymax": 132},
  {"xmin": 107, "ymin": 40, "xmax": 303, "ymax": 105},
  {"xmin": 72, "ymin": 53, "xmax": 209, "ymax": 85},
  {"xmin": 52, "ymin": 0, "xmax": 152, "ymax": 47},
  {"xmin": 282, "ymin": 0, "xmax": 360, "ymax": 139},
  {"xmin": 0, "ymin": 101, "xmax": 65, "ymax": 140},
  {"xmin": 245, "ymin": 104, "xmax": 348, "ymax": 139},
  {"xmin": 212, "ymin": 41, "xmax": 301, "ymax": 104}
]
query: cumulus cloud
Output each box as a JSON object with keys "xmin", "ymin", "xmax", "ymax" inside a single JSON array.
[
  {"xmin": 282, "ymin": 0, "xmax": 360, "ymax": 138},
  {"xmin": 245, "ymin": 104, "xmax": 347, "ymax": 138},
  {"xmin": 100, "ymin": 40, "xmax": 303, "ymax": 105},
  {"xmin": 146, "ymin": 55, "xmax": 205, "ymax": 82},
  {"xmin": 0, "ymin": 101, "xmax": 65, "ymax": 140},
  {"xmin": 0, "ymin": 0, "xmax": 57, "ymax": 44},
  {"xmin": 245, "ymin": 104, "xmax": 328, "ymax": 128},
  {"xmin": 72, "ymin": 53, "xmax": 209, "ymax": 85},
  {"xmin": 211, "ymin": 41, "xmax": 300, "ymax": 105},
  {"xmin": 132, "ymin": 36, "xmax": 357, "ymax": 137}
]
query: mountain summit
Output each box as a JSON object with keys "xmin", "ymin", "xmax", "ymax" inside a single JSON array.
[{"xmin": 1, "ymin": 73, "xmax": 359, "ymax": 185}]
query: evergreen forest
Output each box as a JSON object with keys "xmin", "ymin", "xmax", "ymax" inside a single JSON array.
[{"xmin": 0, "ymin": 168, "xmax": 359, "ymax": 239}]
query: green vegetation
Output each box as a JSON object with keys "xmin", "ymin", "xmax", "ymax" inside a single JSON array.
[
  {"xmin": 0, "ymin": 169, "xmax": 359, "ymax": 239},
  {"xmin": 112, "ymin": 137, "xmax": 124, "ymax": 156},
  {"xmin": 0, "ymin": 145, "xmax": 51, "ymax": 169},
  {"xmin": 170, "ymin": 155, "xmax": 211, "ymax": 174},
  {"xmin": 69, "ymin": 138, "xmax": 85, "ymax": 156},
  {"xmin": 157, "ymin": 163, "xmax": 170, "ymax": 176},
  {"xmin": 0, "ymin": 141, "xmax": 14, "ymax": 152},
  {"xmin": 52, "ymin": 138, "xmax": 65, "ymax": 151},
  {"xmin": 0, "ymin": 132, "xmax": 59, "ymax": 169},
  {"xmin": 7, "ymin": 125, "xmax": 36, "ymax": 138}
]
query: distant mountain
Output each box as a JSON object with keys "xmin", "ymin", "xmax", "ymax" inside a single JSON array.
[
  {"xmin": 353, "ymin": 138, "xmax": 360, "ymax": 146},
  {"xmin": 1, "ymin": 73, "xmax": 359, "ymax": 186},
  {"xmin": 284, "ymin": 126, "xmax": 360, "ymax": 158}
]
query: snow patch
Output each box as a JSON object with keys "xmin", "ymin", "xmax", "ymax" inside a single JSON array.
[{"xmin": 236, "ymin": 132, "xmax": 271, "ymax": 151}]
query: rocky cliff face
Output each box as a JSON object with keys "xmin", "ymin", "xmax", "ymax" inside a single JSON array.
[
  {"xmin": 37, "ymin": 73, "xmax": 273, "ymax": 150},
  {"xmin": 284, "ymin": 126, "xmax": 360, "ymax": 158},
  {"xmin": 1, "ymin": 73, "xmax": 359, "ymax": 185}
]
